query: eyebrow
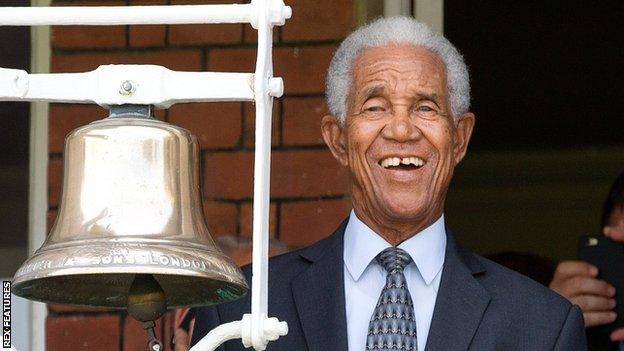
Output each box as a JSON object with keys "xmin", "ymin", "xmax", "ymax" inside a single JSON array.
[
  {"xmin": 358, "ymin": 85, "xmax": 385, "ymax": 102},
  {"xmin": 358, "ymin": 86, "xmax": 442, "ymax": 104},
  {"xmin": 415, "ymin": 92, "xmax": 441, "ymax": 102}
]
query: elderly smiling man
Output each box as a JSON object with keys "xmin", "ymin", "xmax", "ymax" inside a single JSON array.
[{"xmin": 191, "ymin": 17, "xmax": 586, "ymax": 351}]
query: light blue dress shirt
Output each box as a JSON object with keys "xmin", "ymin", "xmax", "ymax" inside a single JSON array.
[{"xmin": 343, "ymin": 210, "xmax": 446, "ymax": 351}]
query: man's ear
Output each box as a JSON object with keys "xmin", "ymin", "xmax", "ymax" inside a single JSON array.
[
  {"xmin": 453, "ymin": 112, "xmax": 475, "ymax": 164},
  {"xmin": 321, "ymin": 114, "xmax": 349, "ymax": 166}
]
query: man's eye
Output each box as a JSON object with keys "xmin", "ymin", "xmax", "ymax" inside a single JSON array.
[
  {"xmin": 416, "ymin": 105, "xmax": 434, "ymax": 112},
  {"xmin": 365, "ymin": 106, "xmax": 385, "ymax": 112}
]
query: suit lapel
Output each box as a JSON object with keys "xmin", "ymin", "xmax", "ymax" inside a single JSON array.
[
  {"xmin": 425, "ymin": 231, "xmax": 491, "ymax": 351},
  {"xmin": 291, "ymin": 220, "xmax": 349, "ymax": 351}
]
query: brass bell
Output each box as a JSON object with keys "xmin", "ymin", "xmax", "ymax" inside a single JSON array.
[{"xmin": 12, "ymin": 105, "xmax": 248, "ymax": 321}]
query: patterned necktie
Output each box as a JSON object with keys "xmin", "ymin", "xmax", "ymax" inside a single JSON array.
[{"xmin": 366, "ymin": 247, "xmax": 417, "ymax": 351}]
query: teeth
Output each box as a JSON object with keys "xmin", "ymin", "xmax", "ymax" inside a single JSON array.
[
  {"xmin": 380, "ymin": 156, "xmax": 424, "ymax": 168},
  {"xmin": 411, "ymin": 157, "xmax": 423, "ymax": 167}
]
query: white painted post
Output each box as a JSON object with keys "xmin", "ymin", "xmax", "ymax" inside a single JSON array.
[
  {"xmin": 27, "ymin": 1, "xmax": 50, "ymax": 349},
  {"xmin": 412, "ymin": 0, "xmax": 444, "ymax": 33},
  {"xmin": 251, "ymin": 0, "xmax": 274, "ymax": 349},
  {"xmin": 384, "ymin": 0, "xmax": 412, "ymax": 16}
]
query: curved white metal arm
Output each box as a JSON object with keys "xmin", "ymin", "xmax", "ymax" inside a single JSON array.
[
  {"xmin": 190, "ymin": 320, "xmax": 242, "ymax": 351},
  {"xmin": 190, "ymin": 314, "xmax": 288, "ymax": 351}
]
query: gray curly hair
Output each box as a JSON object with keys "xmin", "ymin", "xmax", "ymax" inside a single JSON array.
[{"xmin": 326, "ymin": 16, "xmax": 470, "ymax": 123}]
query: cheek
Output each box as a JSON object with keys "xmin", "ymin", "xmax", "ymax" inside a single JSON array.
[
  {"xmin": 442, "ymin": 125, "xmax": 454, "ymax": 148},
  {"xmin": 347, "ymin": 122, "xmax": 382, "ymax": 160},
  {"xmin": 424, "ymin": 123, "xmax": 455, "ymax": 158},
  {"xmin": 425, "ymin": 124, "xmax": 457, "ymax": 190},
  {"xmin": 344, "ymin": 136, "xmax": 371, "ymax": 181},
  {"xmin": 346, "ymin": 137, "xmax": 366, "ymax": 163}
]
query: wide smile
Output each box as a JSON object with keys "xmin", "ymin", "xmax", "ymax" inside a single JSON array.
[{"xmin": 378, "ymin": 155, "xmax": 426, "ymax": 171}]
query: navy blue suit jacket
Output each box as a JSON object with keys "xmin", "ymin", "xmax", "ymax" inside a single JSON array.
[{"xmin": 191, "ymin": 220, "xmax": 587, "ymax": 350}]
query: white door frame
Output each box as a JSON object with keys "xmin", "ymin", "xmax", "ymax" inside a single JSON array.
[
  {"xmin": 27, "ymin": 0, "xmax": 51, "ymax": 350},
  {"xmin": 383, "ymin": 0, "xmax": 444, "ymax": 34}
]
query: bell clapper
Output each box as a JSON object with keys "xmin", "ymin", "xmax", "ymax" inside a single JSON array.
[
  {"xmin": 144, "ymin": 320, "xmax": 163, "ymax": 351},
  {"xmin": 127, "ymin": 274, "xmax": 167, "ymax": 350}
]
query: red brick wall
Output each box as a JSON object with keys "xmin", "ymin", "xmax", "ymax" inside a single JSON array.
[{"xmin": 46, "ymin": 0, "xmax": 355, "ymax": 349}]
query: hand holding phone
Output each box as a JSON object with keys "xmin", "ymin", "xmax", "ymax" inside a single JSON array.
[
  {"xmin": 578, "ymin": 235, "xmax": 624, "ymax": 332},
  {"xmin": 550, "ymin": 260, "xmax": 616, "ymax": 327}
]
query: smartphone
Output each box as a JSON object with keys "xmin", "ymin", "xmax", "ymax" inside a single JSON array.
[{"xmin": 578, "ymin": 235, "xmax": 624, "ymax": 331}]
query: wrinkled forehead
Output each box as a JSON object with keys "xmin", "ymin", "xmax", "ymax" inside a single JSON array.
[
  {"xmin": 354, "ymin": 43, "xmax": 444, "ymax": 69},
  {"xmin": 349, "ymin": 44, "xmax": 448, "ymax": 96}
]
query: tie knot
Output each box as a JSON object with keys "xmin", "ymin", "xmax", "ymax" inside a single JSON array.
[{"xmin": 375, "ymin": 247, "xmax": 412, "ymax": 273}]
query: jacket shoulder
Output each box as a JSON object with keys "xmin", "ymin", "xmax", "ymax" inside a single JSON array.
[
  {"xmin": 453, "ymin": 240, "xmax": 570, "ymax": 312},
  {"xmin": 473, "ymin": 254, "xmax": 572, "ymax": 325},
  {"xmin": 471, "ymin": 254, "xmax": 587, "ymax": 349},
  {"xmin": 476, "ymin": 254, "xmax": 570, "ymax": 307}
]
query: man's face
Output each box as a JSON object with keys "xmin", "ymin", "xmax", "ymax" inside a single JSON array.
[{"xmin": 322, "ymin": 44, "xmax": 475, "ymax": 240}]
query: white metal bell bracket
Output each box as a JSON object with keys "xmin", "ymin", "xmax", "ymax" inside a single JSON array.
[{"xmin": 0, "ymin": 1, "xmax": 291, "ymax": 350}]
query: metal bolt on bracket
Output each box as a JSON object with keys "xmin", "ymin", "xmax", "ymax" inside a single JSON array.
[
  {"xmin": 268, "ymin": 77, "xmax": 283, "ymax": 98},
  {"xmin": 119, "ymin": 80, "xmax": 136, "ymax": 95}
]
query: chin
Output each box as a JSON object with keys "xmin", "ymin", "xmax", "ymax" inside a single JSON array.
[{"xmin": 381, "ymin": 199, "xmax": 429, "ymax": 222}]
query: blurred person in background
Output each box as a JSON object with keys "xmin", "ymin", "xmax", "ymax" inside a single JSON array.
[
  {"xmin": 172, "ymin": 236, "xmax": 289, "ymax": 351},
  {"xmin": 549, "ymin": 170, "xmax": 624, "ymax": 350}
]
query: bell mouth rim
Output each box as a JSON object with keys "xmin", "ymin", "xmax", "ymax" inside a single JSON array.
[
  {"xmin": 14, "ymin": 264, "xmax": 246, "ymax": 285},
  {"xmin": 12, "ymin": 240, "xmax": 249, "ymax": 308},
  {"xmin": 14, "ymin": 240, "xmax": 246, "ymax": 283},
  {"xmin": 11, "ymin": 271, "xmax": 248, "ymax": 309}
]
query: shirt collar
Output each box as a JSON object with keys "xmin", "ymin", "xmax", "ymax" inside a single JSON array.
[{"xmin": 343, "ymin": 210, "xmax": 446, "ymax": 286}]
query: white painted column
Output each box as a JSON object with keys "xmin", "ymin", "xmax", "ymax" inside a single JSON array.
[
  {"xmin": 383, "ymin": 0, "xmax": 411, "ymax": 16},
  {"xmin": 27, "ymin": 1, "xmax": 51, "ymax": 350},
  {"xmin": 412, "ymin": 0, "xmax": 444, "ymax": 33},
  {"xmin": 382, "ymin": 0, "xmax": 443, "ymax": 33}
]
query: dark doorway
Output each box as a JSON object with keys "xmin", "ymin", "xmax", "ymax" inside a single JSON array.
[
  {"xmin": 445, "ymin": 0, "xmax": 623, "ymax": 150},
  {"xmin": 443, "ymin": 0, "xmax": 623, "ymax": 260}
]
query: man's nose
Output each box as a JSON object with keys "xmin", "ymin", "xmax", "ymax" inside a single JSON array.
[{"xmin": 381, "ymin": 110, "xmax": 422, "ymax": 142}]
